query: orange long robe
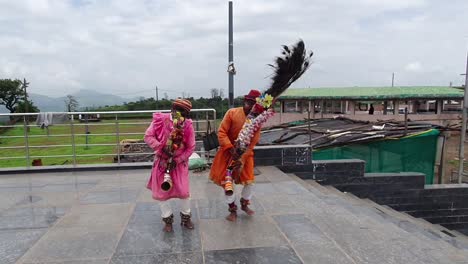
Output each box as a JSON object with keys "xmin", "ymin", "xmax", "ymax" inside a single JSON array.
[{"xmin": 209, "ymin": 107, "xmax": 261, "ymax": 186}]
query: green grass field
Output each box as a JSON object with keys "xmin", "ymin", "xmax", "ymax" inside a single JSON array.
[{"xmin": 0, "ymin": 119, "xmax": 151, "ymax": 168}]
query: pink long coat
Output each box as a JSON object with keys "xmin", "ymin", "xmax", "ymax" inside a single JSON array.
[{"xmin": 144, "ymin": 113, "xmax": 195, "ymax": 201}]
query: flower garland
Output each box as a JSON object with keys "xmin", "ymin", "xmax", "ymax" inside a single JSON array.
[
  {"xmin": 223, "ymin": 93, "xmax": 275, "ymax": 195},
  {"xmin": 161, "ymin": 111, "xmax": 185, "ymax": 192}
]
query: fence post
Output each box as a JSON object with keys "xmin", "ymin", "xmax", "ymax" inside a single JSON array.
[
  {"xmin": 115, "ymin": 114, "xmax": 121, "ymax": 165},
  {"xmin": 308, "ymin": 109, "xmax": 313, "ymax": 164},
  {"xmin": 70, "ymin": 114, "xmax": 77, "ymax": 166},
  {"xmin": 23, "ymin": 115, "xmax": 30, "ymax": 168}
]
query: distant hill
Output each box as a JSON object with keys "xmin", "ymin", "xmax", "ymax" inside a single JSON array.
[{"xmin": 1, "ymin": 89, "xmax": 137, "ymax": 113}]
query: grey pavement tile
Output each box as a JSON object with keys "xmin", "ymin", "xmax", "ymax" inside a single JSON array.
[
  {"xmin": 253, "ymin": 174, "xmax": 270, "ymax": 183},
  {"xmin": 79, "ymin": 189, "xmax": 140, "ymax": 204},
  {"xmin": 56, "ymin": 204, "xmax": 132, "ymax": 228},
  {"xmin": 129, "ymin": 205, "xmax": 197, "ymax": 226},
  {"xmin": 0, "ymin": 213, "xmax": 60, "ymax": 231},
  {"xmin": 113, "ymin": 221, "xmax": 201, "ymax": 257},
  {"xmin": 1, "ymin": 206, "xmax": 68, "ymax": 217},
  {"xmin": 258, "ymin": 167, "xmax": 291, "ymax": 182},
  {"xmin": 137, "ymin": 189, "xmax": 156, "ymax": 203},
  {"xmin": 295, "ymin": 242, "xmax": 354, "ymax": 264},
  {"xmin": 256, "ymin": 194, "xmax": 303, "ymax": 215},
  {"xmin": 23, "ymin": 259, "xmax": 109, "ymax": 264},
  {"xmin": 13, "ymin": 195, "xmax": 43, "ymax": 206},
  {"xmin": 0, "ymin": 193, "xmax": 30, "ymax": 212},
  {"xmin": 16, "ymin": 193, "xmax": 80, "ymax": 208},
  {"xmin": 189, "ymin": 182, "xmax": 225, "ymax": 200},
  {"xmin": 253, "ymin": 183, "xmax": 279, "ymax": 195},
  {"xmin": 30, "ymin": 175, "xmax": 82, "ymax": 186},
  {"xmin": 204, "ymin": 246, "xmax": 302, "ymax": 264},
  {"xmin": 197, "ymin": 197, "xmax": 264, "ymax": 219},
  {"xmin": 20, "ymin": 226, "xmax": 122, "ymax": 263},
  {"xmin": 127, "ymin": 210, "xmax": 162, "ymax": 226},
  {"xmin": 294, "ymin": 240, "xmax": 357, "ymax": 264},
  {"xmin": 271, "ymin": 180, "xmax": 309, "ymax": 195},
  {"xmin": 0, "ymin": 229, "xmax": 47, "ymax": 264},
  {"xmin": 134, "ymin": 202, "xmax": 161, "ymax": 212},
  {"xmin": 111, "ymin": 252, "xmax": 203, "ymax": 264},
  {"xmin": 200, "ymin": 216, "xmax": 288, "ymax": 251},
  {"xmin": 0, "ymin": 186, "xmax": 33, "ymax": 193},
  {"xmin": 90, "ymin": 181, "xmax": 146, "ymax": 191},
  {"xmin": 272, "ymin": 214, "xmax": 327, "ymax": 245},
  {"xmin": 36, "ymin": 183, "xmax": 98, "ymax": 192}
]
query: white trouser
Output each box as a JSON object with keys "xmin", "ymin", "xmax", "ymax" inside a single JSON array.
[
  {"xmin": 225, "ymin": 184, "xmax": 254, "ymax": 204},
  {"xmin": 160, "ymin": 198, "xmax": 191, "ymax": 218}
]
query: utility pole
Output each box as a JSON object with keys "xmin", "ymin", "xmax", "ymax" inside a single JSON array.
[
  {"xmin": 227, "ymin": 1, "xmax": 235, "ymax": 108},
  {"xmin": 155, "ymin": 85, "xmax": 159, "ymax": 101},
  {"xmin": 458, "ymin": 51, "xmax": 468, "ymax": 184},
  {"xmin": 392, "ymin": 72, "xmax": 395, "ymax": 87}
]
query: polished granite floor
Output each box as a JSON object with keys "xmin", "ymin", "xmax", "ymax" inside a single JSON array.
[{"xmin": 1, "ymin": 167, "xmax": 468, "ymax": 264}]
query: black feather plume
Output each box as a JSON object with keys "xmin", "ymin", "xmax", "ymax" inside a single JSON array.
[{"xmin": 264, "ymin": 40, "xmax": 313, "ymax": 98}]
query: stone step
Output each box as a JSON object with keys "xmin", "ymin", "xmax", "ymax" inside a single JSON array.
[
  {"xmin": 362, "ymin": 199, "xmax": 468, "ymax": 251},
  {"xmin": 286, "ymin": 176, "xmax": 468, "ymax": 263},
  {"xmin": 325, "ymin": 187, "xmax": 468, "ymax": 249},
  {"xmin": 320, "ymin": 184, "xmax": 467, "ymax": 244},
  {"xmin": 303, "ymin": 176, "xmax": 468, "ymax": 254}
]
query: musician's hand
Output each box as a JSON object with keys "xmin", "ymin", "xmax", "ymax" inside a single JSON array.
[
  {"xmin": 167, "ymin": 161, "xmax": 176, "ymax": 171},
  {"xmin": 232, "ymin": 160, "xmax": 242, "ymax": 170},
  {"xmin": 160, "ymin": 145, "xmax": 174, "ymax": 160},
  {"xmin": 229, "ymin": 147, "xmax": 240, "ymax": 160}
]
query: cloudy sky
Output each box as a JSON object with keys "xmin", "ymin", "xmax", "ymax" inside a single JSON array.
[{"xmin": 1, "ymin": 0, "xmax": 468, "ymax": 99}]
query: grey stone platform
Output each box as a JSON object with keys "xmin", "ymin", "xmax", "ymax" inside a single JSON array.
[{"xmin": 1, "ymin": 167, "xmax": 468, "ymax": 263}]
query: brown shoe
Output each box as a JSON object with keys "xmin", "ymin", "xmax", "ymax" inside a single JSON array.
[
  {"xmin": 240, "ymin": 198, "xmax": 255, "ymax": 216},
  {"xmin": 180, "ymin": 212, "xmax": 195, "ymax": 229},
  {"xmin": 162, "ymin": 214, "xmax": 174, "ymax": 232},
  {"xmin": 226, "ymin": 202, "xmax": 238, "ymax": 222}
]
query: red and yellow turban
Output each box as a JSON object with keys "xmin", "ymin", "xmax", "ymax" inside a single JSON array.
[{"xmin": 172, "ymin": 98, "xmax": 192, "ymax": 112}]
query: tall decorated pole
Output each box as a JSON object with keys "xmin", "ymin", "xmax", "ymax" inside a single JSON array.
[{"xmin": 227, "ymin": 1, "xmax": 235, "ymax": 108}]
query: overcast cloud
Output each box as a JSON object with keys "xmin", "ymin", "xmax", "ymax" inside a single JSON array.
[{"xmin": 1, "ymin": 0, "xmax": 467, "ymax": 99}]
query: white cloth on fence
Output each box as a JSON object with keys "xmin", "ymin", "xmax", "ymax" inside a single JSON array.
[{"xmin": 36, "ymin": 112, "xmax": 69, "ymax": 129}]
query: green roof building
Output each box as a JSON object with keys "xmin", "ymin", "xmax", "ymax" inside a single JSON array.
[
  {"xmin": 277, "ymin": 86, "xmax": 464, "ymax": 116},
  {"xmin": 280, "ymin": 86, "xmax": 464, "ymax": 100}
]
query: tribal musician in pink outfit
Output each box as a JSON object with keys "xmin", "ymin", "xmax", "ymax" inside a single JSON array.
[{"xmin": 145, "ymin": 98, "xmax": 196, "ymax": 232}]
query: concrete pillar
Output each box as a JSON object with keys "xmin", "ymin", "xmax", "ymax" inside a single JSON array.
[
  {"xmin": 348, "ymin": 101, "xmax": 356, "ymax": 115},
  {"xmin": 280, "ymin": 101, "xmax": 284, "ymax": 123},
  {"xmin": 437, "ymin": 100, "xmax": 443, "ymax": 114},
  {"xmin": 312, "ymin": 101, "xmax": 316, "ymax": 119},
  {"xmin": 412, "ymin": 100, "xmax": 420, "ymax": 114},
  {"xmin": 393, "ymin": 100, "xmax": 399, "ymax": 115},
  {"xmin": 320, "ymin": 100, "xmax": 324, "ymax": 118},
  {"xmin": 295, "ymin": 101, "xmax": 298, "ymax": 112}
]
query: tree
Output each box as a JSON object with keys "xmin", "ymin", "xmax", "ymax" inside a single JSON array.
[
  {"xmin": 219, "ymin": 88, "xmax": 225, "ymax": 98},
  {"xmin": 65, "ymin": 95, "xmax": 79, "ymax": 112},
  {"xmin": 0, "ymin": 79, "xmax": 25, "ymax": 117},
  {"xmin": 210, "ymin": 88, "xmax": 219, "ymax": 98},
  {"xmin": 17, "ymin": 99, "xmax": 39, "ymax": 120},
  {"xmin": 18, "ymin": 99, "xmax": 39, "ymax": 113}
]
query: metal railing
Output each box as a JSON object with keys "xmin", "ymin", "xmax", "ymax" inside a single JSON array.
[{"xmin": 0, "ymin": 109, "xmax": 216, "ymax": 169}]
